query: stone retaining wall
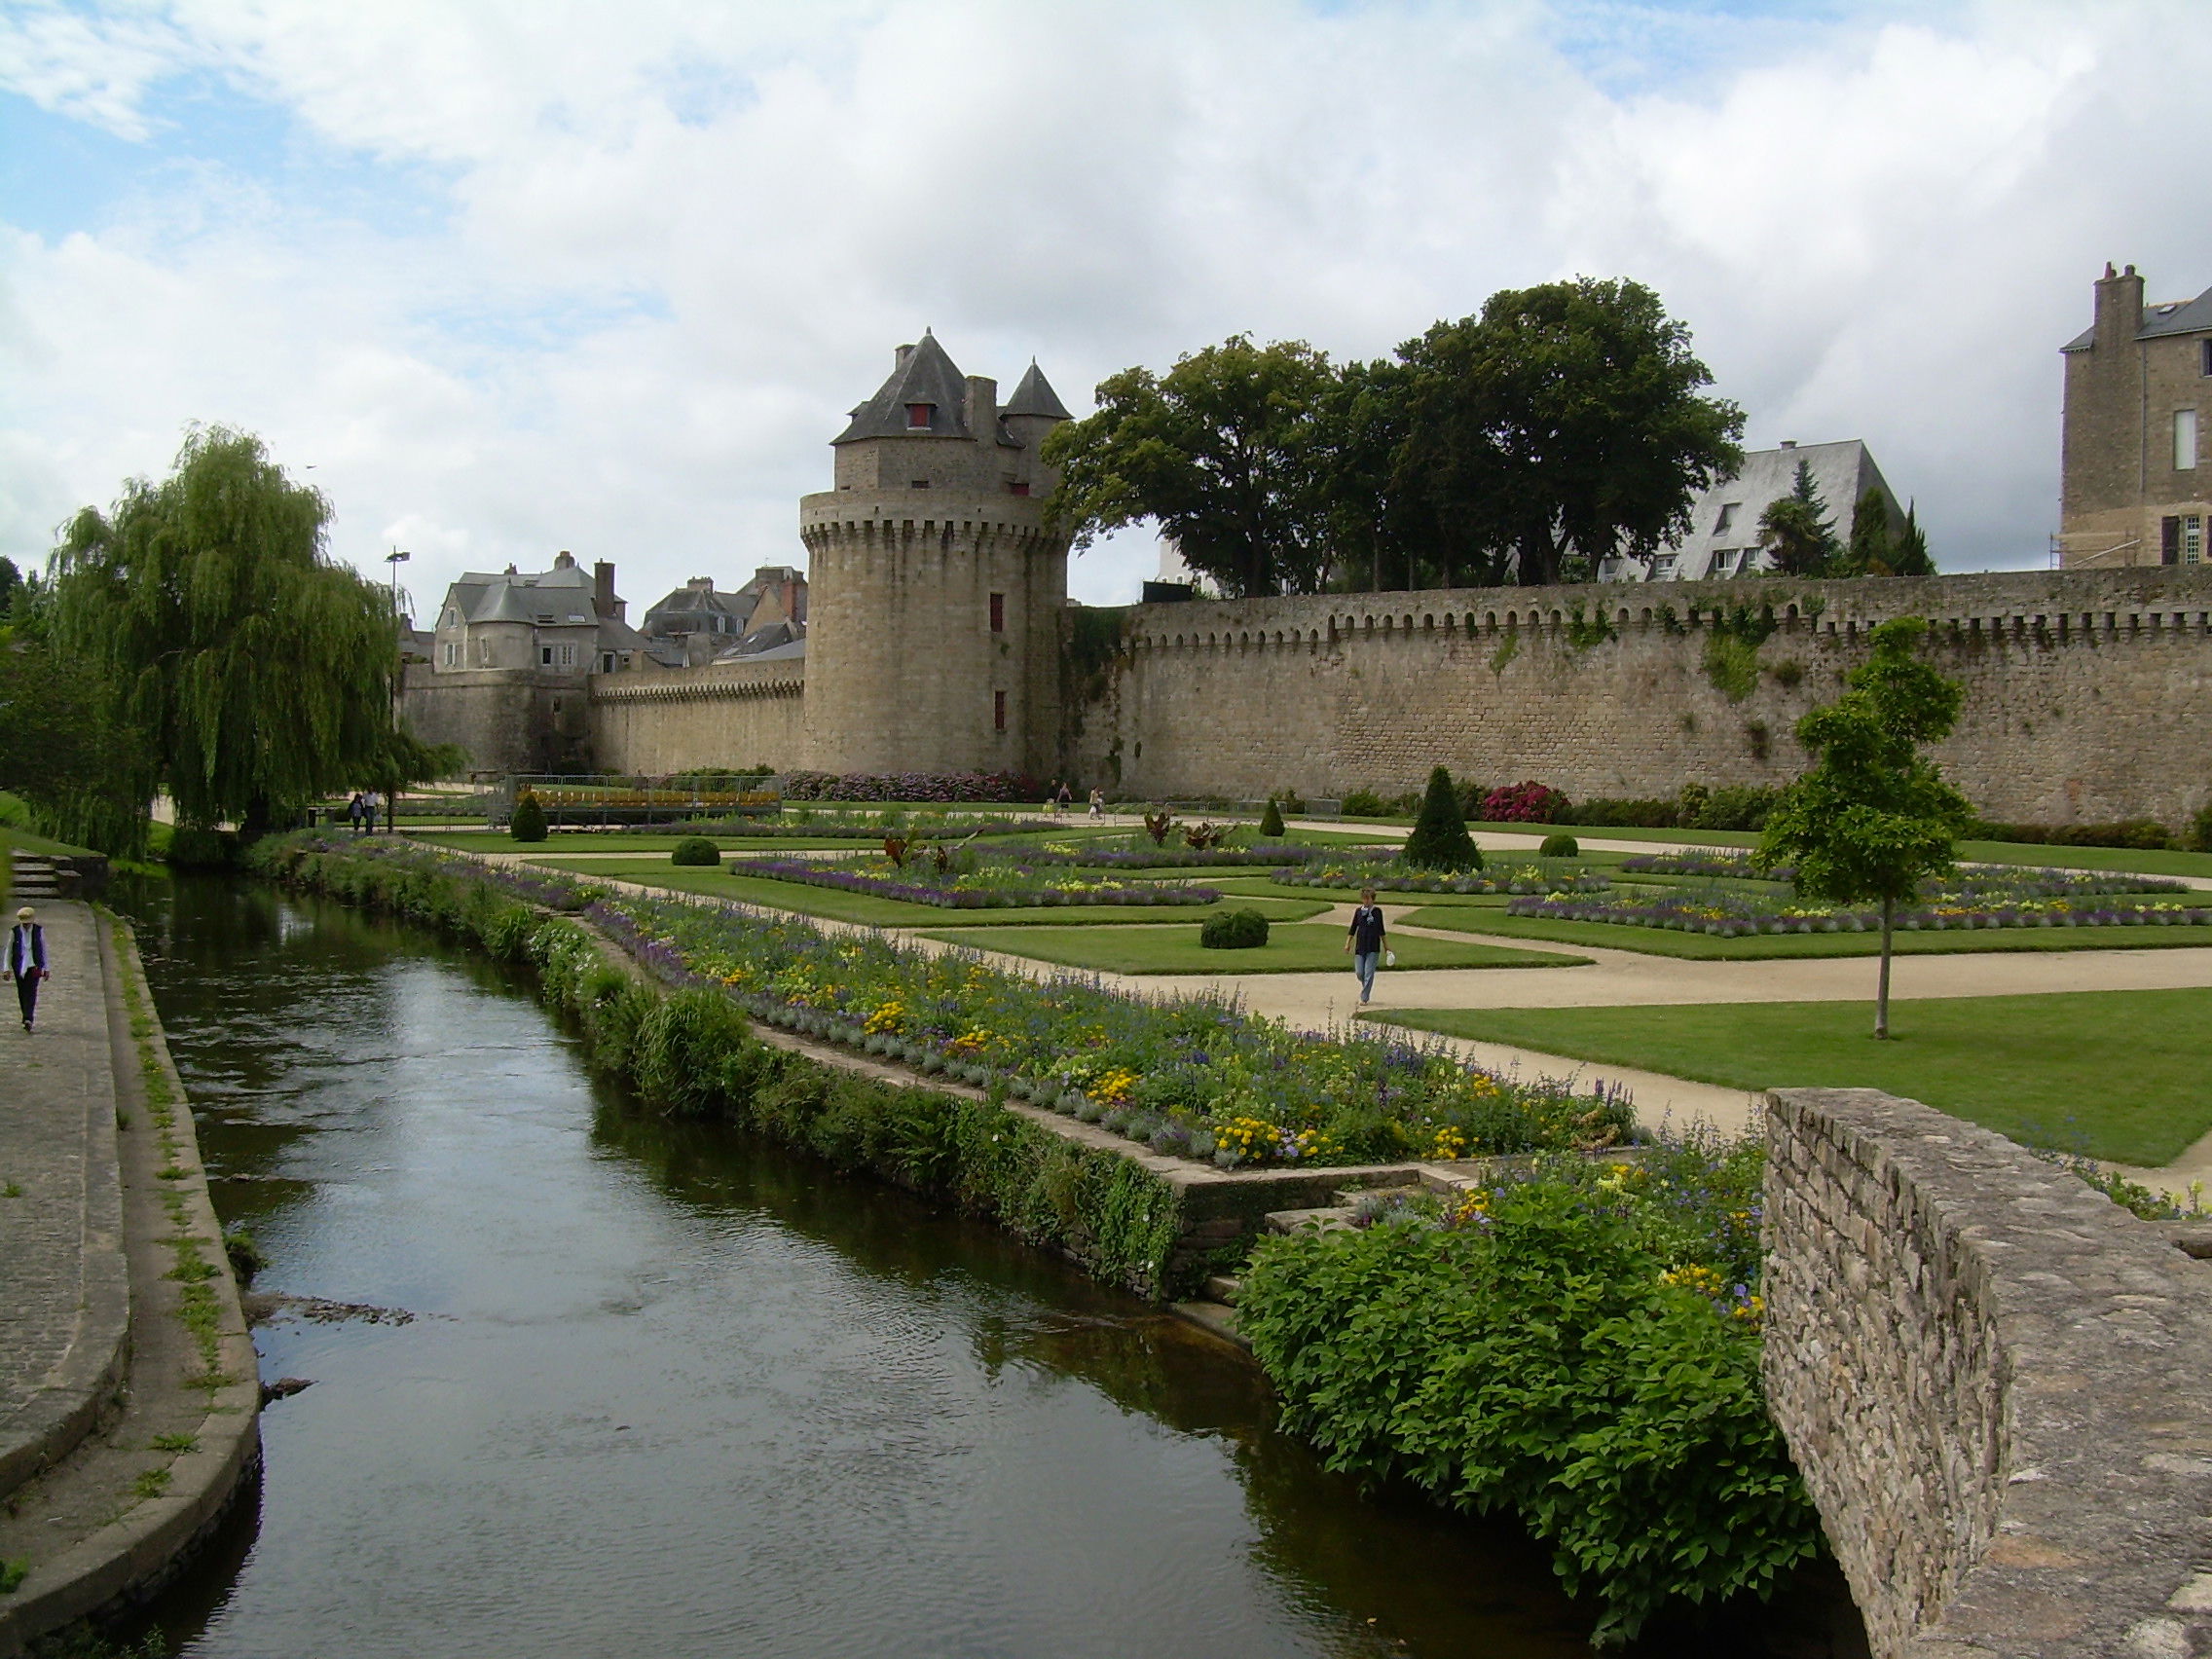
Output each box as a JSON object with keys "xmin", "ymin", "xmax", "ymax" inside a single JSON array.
[{"xmin": 1763, "ymin": 1087, "xmax": 2212, "ymax": 1658}]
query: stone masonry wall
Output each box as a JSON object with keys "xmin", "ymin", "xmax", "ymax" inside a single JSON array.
[
  {"xmin": 1763, "ymin": 1087, "xmax": 2212, "ymax": 1659},
  {"xmin": 1068, "ymin": 568, "xmax": 2212, "ymax": 825},
  {"xmin": 586, "ymin": 658, "xmax": 807, "ymax": 776}
]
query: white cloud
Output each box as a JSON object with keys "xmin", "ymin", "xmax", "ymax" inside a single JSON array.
[{"xmin": 2, "ymin": 0, "xmax": 2209, "ymax": 613}]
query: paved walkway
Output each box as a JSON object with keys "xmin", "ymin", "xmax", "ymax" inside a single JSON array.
[{"xmin": 0, "ymin": 901, "xmax": 129, "ymax": 1500}]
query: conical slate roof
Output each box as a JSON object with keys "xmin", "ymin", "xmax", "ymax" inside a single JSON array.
[
  {"xmin": 1003, "ymin": 360, "xmax": 1072, "ymax": 422},
  {"xmin": 833, "ymin": 330, "xmax": 971, "ymax": 443}
]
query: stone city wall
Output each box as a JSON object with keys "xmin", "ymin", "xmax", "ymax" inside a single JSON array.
[
  {"xmin": 586, "ymin": 657, "xmax": 807, "ymax": 776},
  {"xmin": 1067, "ymin": 568, "xmax": 2212, "ymax": 825},
  {"xmin": 400, "ymin": 665, "xmax": 589, "ymax": 778},
  {"xmin": 1762, "ymin": 1087, "xmax": 2212, "ymax": 1659}
]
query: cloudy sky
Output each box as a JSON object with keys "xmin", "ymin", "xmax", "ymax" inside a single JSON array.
[{"xmin": 3, "ymin": 0, "xmax": 2208, "ymax": 617}]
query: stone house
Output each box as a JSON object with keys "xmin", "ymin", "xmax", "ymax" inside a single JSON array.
[
  {"xmin": 1601, "ymin": 439, "xmax": 1902, "ymax": 582},
  {"xmin": 2058, "ymin": 263, "xmax": 2212, "ymax": 569},
  {"xmin": 430, "ymin": 551, "xmax": 650, "ymax": 677},
  {"xmin": 639, "ymin": 566, "xmax": 809, "ymax": 667}
]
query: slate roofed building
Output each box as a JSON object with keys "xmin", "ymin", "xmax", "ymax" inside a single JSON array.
[
  {"xmin": 2058, "ymin": 263, "xmax": 2212, "ymax": 569},
  {"xmin": 429, "ymin": 551, "xmax": 651, "ymax": 677},
  {"xmin": 641, "ymin": 565, "xmax": 809, "ymax": 667},
  {"xmin": 1600, "ymin": 439, "xmax": 1902, "ymax": 583}
]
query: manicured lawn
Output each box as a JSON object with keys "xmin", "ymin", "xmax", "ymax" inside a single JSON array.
[
  {"xmin": 1402, "ymin": 904, "xmax": 2212, "ymax": 958},
  {"xmin": 919, "ymin": 921, "xmax": 1587, "ymax": 976},
  {"xmin": 417, "ymin": 830, "xmax": 859, "ymax": 853},
  {"xmin": 516, "ymin": 858, "xmax": 1332, "ymax": 927},
  {"xmin": 1368, "ymin": 991, "xmax": 2212, "ymax": 1164}
]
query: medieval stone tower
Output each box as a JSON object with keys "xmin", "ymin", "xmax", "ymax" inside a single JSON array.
[{"xmin": 800, "ymin": 332, "xmax": 1073, "ymax": 778}]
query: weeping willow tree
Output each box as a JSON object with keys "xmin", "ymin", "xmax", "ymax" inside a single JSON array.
[{"xmin": 52, "ymin": 426, "xmax": 408, "ymax": 849}]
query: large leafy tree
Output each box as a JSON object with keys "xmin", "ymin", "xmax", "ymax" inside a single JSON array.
[
  {"xmin": 1755, "ymin": 461, "xmax": 1841, "ymax": 577},
  {"xmin": 1391, "ymin": 278, "xmax": 1744, "ymax": 587},
  {"xmin": 1043, "ymin": 336, "xmax": 1342, "ymax": 598},
  {"xmin": 52, "ymin": 426, "xmax": 410, "ymax": 846},
  {"xmin": 1754, "ymin": 618, "xmax": 1972, "ymax": 1038},
  {"xmin": 0, "ymin": 580, "xmax": 142, "ymax": 852}
]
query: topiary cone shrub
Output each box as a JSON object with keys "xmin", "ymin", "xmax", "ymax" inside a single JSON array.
[
  {"xmin": 1258, "ymin": 796, "xmax": 1287, "ymax": 838},
  {"xmin": 671, "ymin": 835, "xmax": 719, "ymax": 866},
  {"xmin": 1403, "ymin": 765, "xmax": 1483, "ymax": 871},
  {"xmin": 1538, "ymin": 832, "xmax": 1579, "ymax": 859},
  {"xmin": 1199, "ymin": 907, "xmax": 1271, "ymax": 949},
  {"xmin": 508, "ymin": 789, "xmax": 548, "ymax": 843}
]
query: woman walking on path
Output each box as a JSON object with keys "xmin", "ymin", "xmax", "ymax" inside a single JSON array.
[
  {"xmin": 6, "ymin": 905, "xmax": 49, "ymax": 1031},
  {"xmin": 1088, "ymin": 788, "xmax": 1104, "ymax": 821},
  {"xmin": 1344, "ymin": 887, "xmax": 1386, "ymax": 1006}
]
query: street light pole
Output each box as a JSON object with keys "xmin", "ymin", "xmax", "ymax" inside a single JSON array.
[{"xmin": 386, "ymin": 547, "xmax": 411, "ymax": 616}]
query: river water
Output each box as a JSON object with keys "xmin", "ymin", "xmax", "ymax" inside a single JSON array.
[{"xmin": 119, "ymin": 876, "xmax": 1860, "ymax": 1658}]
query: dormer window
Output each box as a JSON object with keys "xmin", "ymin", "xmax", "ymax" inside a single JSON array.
[
  {"xmin": 1714, "ymin": 502, "xmax": 1740, "ymax": 535},
  {"xmin": 905, "ymin": 403, "xmax": 933, "ymax": 430}
]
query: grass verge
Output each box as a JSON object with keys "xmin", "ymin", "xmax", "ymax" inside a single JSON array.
[
  {"xmin": 918, "ymin": 921, "xmax": 1586, "ymax": 975},
  {"xmin": 1370, "ymin": 990, "xmax": 2212, "ymax": 1164},
  {"xmin": 1402, "ymin": 905, "xmax": 2212, "ymax": 959}
]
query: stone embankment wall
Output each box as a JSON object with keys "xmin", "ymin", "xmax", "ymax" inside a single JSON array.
[
  {"xmin": 1763, "ymin": 1087, "xmax": 2212, "ymax": 1659},
  {"xmin": 585, "ymin": 657, "xmax": 806, "ymax": 777},
  {"xmin": 1070, "ymin": 568, "xmax": 2212, "ymax": 824}
]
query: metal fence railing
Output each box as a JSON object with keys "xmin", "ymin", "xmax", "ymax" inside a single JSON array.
[{"xmin": 498, "ymin": 774, "xmax": 784, "ymax": 828}]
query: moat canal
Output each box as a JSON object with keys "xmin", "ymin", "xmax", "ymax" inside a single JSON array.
[{"xmin": 118, "ymin": 877, "xmax": 1859, "ymax": 1658}]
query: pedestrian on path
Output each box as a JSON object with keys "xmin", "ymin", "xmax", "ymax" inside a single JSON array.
[
  {"xmin": 361, "ymin": 790, "xmax": 381, "ymax": 832},
  {"xmin": 7, "ymin": 905, "xmax": 49, "ymax": 1031},
  {"xmin": 1345, "ymin": 887, "xmax": 1386, "ymax": 1005},
  {"xmin": 1088, "ymin": 788, "xmax": 1104, "ymax": 821},
  {"xmin": 346, "ymin": 791, "xmax": 366, "ymax": 832}
]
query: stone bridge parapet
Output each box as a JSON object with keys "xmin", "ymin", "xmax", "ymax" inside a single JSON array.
[{"xmin": 1764, "ymin": 1087, "xmax": 2212, "ymax": 1658}]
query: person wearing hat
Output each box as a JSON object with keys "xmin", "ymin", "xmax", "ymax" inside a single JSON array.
[{"xmin": 6, "ymin": 905, "xmax": 48, "ymax": 1032}]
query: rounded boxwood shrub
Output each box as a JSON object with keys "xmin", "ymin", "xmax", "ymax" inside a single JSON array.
[
  {"xmin": 508, "ymin": 790, "xmax": 548, "ymax": 843},
  {"xmin": 1199, "ymin": 907, "xmax": 1271, "ymax": 949},
  {"xmin": 1539, "ymin": 832, "xmax": 1580, "ymax": 859},
  {"xmin": 671, "ymin": 835, "xmax": 720, "ymax": 866}
]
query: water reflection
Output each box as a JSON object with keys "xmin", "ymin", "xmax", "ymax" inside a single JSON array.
[{"xmin": 117, "ymin": 876, "xmax": 1857, "ymax": 1659}]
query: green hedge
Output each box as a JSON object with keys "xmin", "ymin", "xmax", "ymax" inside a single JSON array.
[
  {"xmin": 249, "ymin": 835, "xmax": 1188, "ymax": 1297},
  {"xmin": 1236, "ymin": 1148, "xmax": 1819, "ymax": 1644}
]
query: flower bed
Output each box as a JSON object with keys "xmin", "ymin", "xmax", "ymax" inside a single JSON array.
[
  {"xmin": 738, "ymin": 856, "xmax": 1223, "ymax": 909},
  {"xmin": 254, "ymin": 833, "xmax": 1633, "ymax": 1168},
  {"xmin": 1010, "ymin": 840, "xmax": 1387, "ymax": 870},
  {"xmin": 598, "ymin": 892, "xmax": 1633, "ymax": 1166},
  {"xmin": 781, "ymin": 769, "xmax": 1049, "ymax": 803},
  {"xmin": 1620, "ymin": 851, "xmax": 1795, "ymax": 880},
  {"xmin": 1509, "ymin": 881, "xmax": 2212, "ymax": 937},
  {"xmin": 1276, "ymin": 859, "xmax": 1610, "ymax": 896}
]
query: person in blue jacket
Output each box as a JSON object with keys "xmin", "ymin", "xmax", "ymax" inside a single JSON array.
[{"xmin": 7, "ymin": 905, "xmax": 50, "ymax": 1031}]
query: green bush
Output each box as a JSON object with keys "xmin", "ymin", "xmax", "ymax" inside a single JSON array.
[
  {"xmin": 1258, "ymin": 796, "xmax": 1286, "ymax": 838},
  {"xmin": 1689, "ymin": 784, "xmax": 1780, "ymax": 831},
  {"xmin": 1403, "ymin": 765, "xmax": 1483, "ymax": 872},
  {"xmin": 1237, "ymin": 1146, "xmax": 1819, "ymax": 1642},
  {"xmin": 1538, "ymin": 832, "xmax": 1579, "ymax": 859},
  {"xmin": 1560, "ymin": 797, "xmax": 1679, "ymax": 829},
  {"xmin": 2194, "ymin": 802, "xmax": 2212, "ymax": 854},
  {"xmin": 1199, "ymin": 907, "xmax": 1271, "ymax": 949},
  {"xmin": 671, "ymin": 835, "xmax": 720, "ymax": 866},
  {"xmin": 509, "ymin": 789, "xmax": 548, "ymax": 843},
  {"xmin": 1339, "ymin": 788, "xmax": 1391, "ymax": 817}
]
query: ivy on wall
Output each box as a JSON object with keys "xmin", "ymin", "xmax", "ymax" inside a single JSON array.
[{"xmin": 1702, "ymin": 605, "xmax": 1779, "ymax": 703}]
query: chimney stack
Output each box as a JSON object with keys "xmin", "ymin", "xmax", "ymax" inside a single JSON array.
[{"xmin": 594, "ymin": 560, "xmax": 622, "ymax": 624}]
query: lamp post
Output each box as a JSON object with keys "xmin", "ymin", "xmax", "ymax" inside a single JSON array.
[{"xmin": 386, "ymin": 548, "xmax": 411, "ymax": 616}]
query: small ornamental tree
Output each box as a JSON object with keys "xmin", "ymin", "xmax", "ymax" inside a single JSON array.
[
  {"xmin": 508, "ymin": 789, "xmax": 548, "ymax": 843},
  {"xmin": 1258, "ymin": 795, "xmax": 1287, "ymax": 838},
  {"xmin": 1403, "ymin": 765, "xmax": 1483, "ymax": 871},
  {"xmin": 1754, "ymin": 617, "xmax": 1971, "ymax": 1038}
]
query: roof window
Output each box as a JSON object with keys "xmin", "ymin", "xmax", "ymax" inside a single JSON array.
[
  {"xmin": 1714, "ymin": 502, "xmax": 1740, "ymax": 535},
  {"xmin": 905, "ymin": 403, "xmax": 933, "ymax": 430}
]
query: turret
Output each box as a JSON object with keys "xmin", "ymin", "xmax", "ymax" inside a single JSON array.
[{"xmin": 801, "ymin": 335, "xmax": 1072, "ymax": 776}]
